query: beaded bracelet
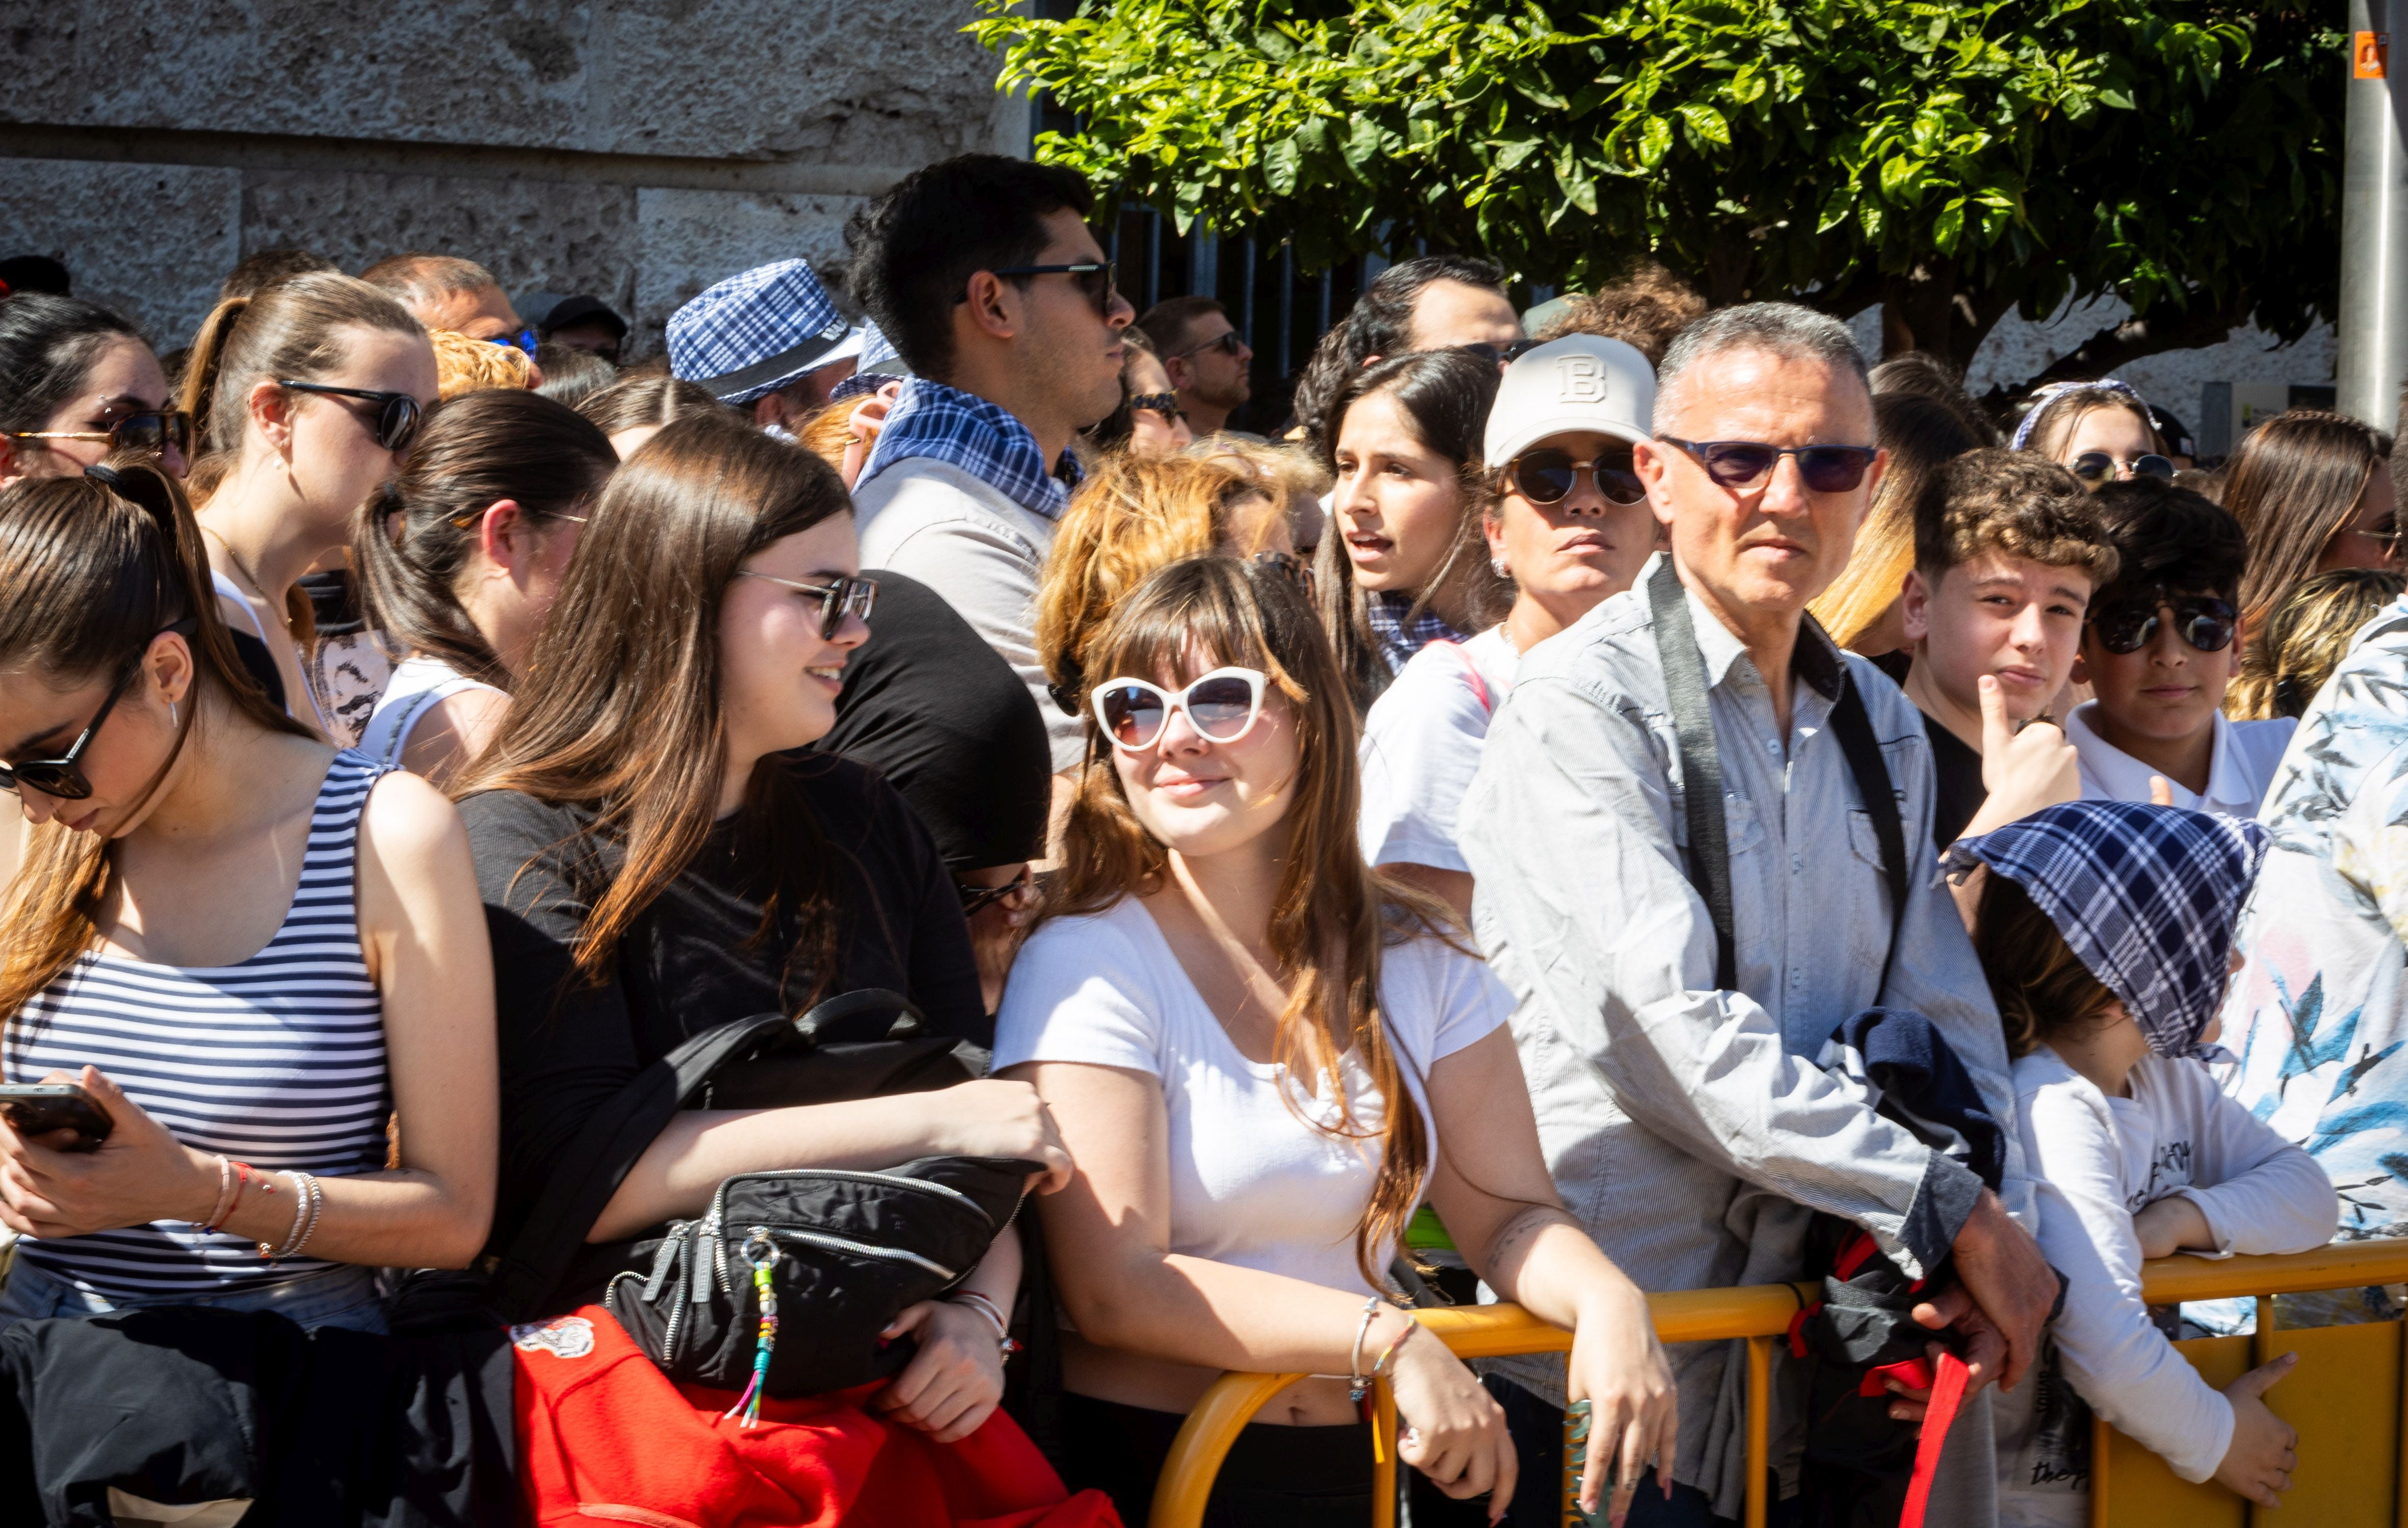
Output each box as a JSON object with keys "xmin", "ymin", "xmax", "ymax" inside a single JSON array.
[
  {"xmin": 288, "ymin": 1173, "xmax": 324, "ymax": 1258},
  {"xmin": 258, "ymin": 1171, "xmax": 320, "ymax": 1259},
  {"xmin": 1370, "ymin": 1314, "xmax": 1419, "ymax": 1381}
]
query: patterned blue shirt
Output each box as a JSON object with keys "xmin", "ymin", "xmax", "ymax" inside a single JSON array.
[
  {"xmin": 2224, "ymin": 594, "xmax": 2408, "ymax": 1239},
  {"xmin": 855, "ymin": 378, "xmax": 1082, "ymax": 520},
  {"xmin": 1367, "ymin": 590, "xmax": 1473, "ymax": 675}
]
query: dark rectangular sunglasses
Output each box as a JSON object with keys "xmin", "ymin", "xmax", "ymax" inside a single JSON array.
[
  {"xmin": 974, "ymin": 261, "xmax": 1117, "ymax": 317},
  {"xmin": 278, "ymin": 380, "xmax": 423, "ymax": 453},
  {"xmin": 0, "ymin": 617, "xmax": 199, "ymax": 800},
  {"xmin": 1509, "ymin": 446, "xmax": 1647, "ymax": 506},
  {"xmin": 1659, "ymin": 437, "xmax": 1878, "ymax": 494},
  {"xmin": 2089, "ymin": 594, "xmax": 2237, "ymax": 655}
]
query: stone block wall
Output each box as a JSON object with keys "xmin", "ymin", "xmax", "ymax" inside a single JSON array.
[{"xmin": 1, "ymin": 0, "xmax": 1029, "ymax": 357}]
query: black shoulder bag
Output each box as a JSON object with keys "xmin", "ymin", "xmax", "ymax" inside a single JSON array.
[{"xmin": 1644, "ymin": 556, "xmax": 1908, "ymax": 992}]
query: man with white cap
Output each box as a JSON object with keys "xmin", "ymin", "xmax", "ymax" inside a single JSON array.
[
  {"xmin": 842, "ymin": 154, "xmax": 1134, "ymax": 779},
  {"xmin": 1458, "ymin": 303, "xmax": 2055, "ymax": 1523},
  {"xmin": 666, "ymin": 259, "xmax": 863, "ymax": 431},
  {"xmin": 1357, "ymin": 334, "xmax": 1660, "ymax": 923}
]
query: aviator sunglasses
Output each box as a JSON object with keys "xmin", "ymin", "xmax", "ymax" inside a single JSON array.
[
  {"xmin": 1090, "ymin": 667, "xmax": 1268, "ymax": 751},
  {"xmin": 6, "ymin": 409, "xmax": 195, "ymax": 463},
  {"xmin": 1508, "ymin": 446, "xmax": 1646, "ymax": 507},
  {"xmin": 739, "ymin": 570, "xmax": 879, "ymax": 639},
  {"xmin": 2089, "ymin": 592, "xmax": 2238, "ymax": 656},
  {"xmin": 1, "ymin": 615, "xmax": 201, "ymax": 801},
  {"xmin": 1658, "ymin": 437, "xmax": 1879, "ymax": 494},
  {"xmin": 278, "ymin": 380, "xmax": 423, "ymax": 453}
]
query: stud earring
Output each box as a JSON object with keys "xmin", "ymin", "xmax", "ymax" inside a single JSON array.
[{"xmin": 1491, "ymin": 558, "xmax": 1510, "ymax": 577}]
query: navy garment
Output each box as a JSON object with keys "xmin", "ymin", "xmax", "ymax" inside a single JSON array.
[{"xmin": 1821, "ymin": 1007, "xmax": 2007, "ymax": 1192}]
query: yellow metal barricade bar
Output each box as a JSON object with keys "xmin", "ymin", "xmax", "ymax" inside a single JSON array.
[{"xmin": 1149, "ymin": 1241, "xmax": 2408, "ymax": 1528}]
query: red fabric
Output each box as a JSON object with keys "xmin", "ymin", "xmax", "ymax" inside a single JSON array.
[
  {"xmin": 1895, "ymin": 1350, "xmax": 1971, "ymax": 1528},
  {"xmin": 513, "ymin": 1307, "xmax": 1123, "ymax": 1528},
  {"xmin": 1856, "ymin": 1357, "xmax": 1933, "ymax": 1399}
]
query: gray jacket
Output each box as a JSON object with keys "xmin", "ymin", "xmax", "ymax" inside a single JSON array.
[{"xmin": 1458, "ymin": 562, "xmax": 2030, "ymax": 1512}]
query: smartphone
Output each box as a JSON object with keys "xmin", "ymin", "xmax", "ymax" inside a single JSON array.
[{"xmin": 0, "ymin": 1084, "xmax": 113, "ymax": 1151}]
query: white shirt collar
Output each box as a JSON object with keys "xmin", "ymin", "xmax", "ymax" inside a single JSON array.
[{"xmin": 2064, "ymin": 701, "xmax": 2255, "ymax": 815}]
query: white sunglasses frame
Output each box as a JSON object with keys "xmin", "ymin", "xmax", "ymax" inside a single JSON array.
[{"xmin": 1088, "ymin": 666, "xmax": 1270, "ymax": 752}]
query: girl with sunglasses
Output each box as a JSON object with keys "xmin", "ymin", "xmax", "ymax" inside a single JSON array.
[
  {"xmin": 350, "ymin": 389, "xmax": 617, "ymax": 786},
  {"xmin": 456, "ymin": 413, "xmax": 1069, "ymax": 1442},
  {"xmin": 1357, "ymin": 336, "xmax": 1659, "ymax": 920},
  {"xmin": 2011, "ymin": 379, "xmax": 2176, "ymax": 492},
  {"xmin": 2065, "ymin": 479, "xmax": 2296, "ymax": 819},
  {"xmin": 1319, "ymin": 349, "xmax": 1509, "ymax": 707},
  {"xmin": 999, "ymin": 556, "xmax": 1676, "ymax": 1528},
  {"xmin": 0, "ymin": 459, "xmax": 496, "ymax": 1334},
  {"xmin": 2218, "ymin": 409, "xmax": 2398, "ymax": 630},
  {"xmin": 0, "ymin": 293, "xmax": 191, "ymax": 485},
  {"xmin": 180, "ymin": 271, "xmax": 439, "ymax": 736}
]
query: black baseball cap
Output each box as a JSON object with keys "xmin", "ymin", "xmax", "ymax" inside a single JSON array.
[{"xmin": 534, "ymin": 294, "xmax": 626, "ymax": 339}]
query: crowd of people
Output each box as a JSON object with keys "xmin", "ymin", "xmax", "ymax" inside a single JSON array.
[{"xmin": 0, "ymin": 147, "xmax": 2402, "ymax": 1528}]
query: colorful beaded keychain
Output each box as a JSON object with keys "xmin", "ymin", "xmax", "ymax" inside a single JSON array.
[{"xmin": 721, "ymin": 1232, "xmax": 782, "ymax": 1429}]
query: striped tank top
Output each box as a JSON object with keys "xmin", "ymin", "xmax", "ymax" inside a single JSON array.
[{"xmin": 6, "ymin": 752, "xmax": 393, "ymax": 1297}]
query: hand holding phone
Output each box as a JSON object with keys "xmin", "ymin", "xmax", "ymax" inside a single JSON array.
[{"xmin": 0, "ymin": 1083, "xmax": 115, "ymax": 1152}]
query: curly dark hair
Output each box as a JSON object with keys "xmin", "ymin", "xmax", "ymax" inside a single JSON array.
[{"xmin": 1914, "ymin": 447, "xmax": 2118, "ymax": 587}]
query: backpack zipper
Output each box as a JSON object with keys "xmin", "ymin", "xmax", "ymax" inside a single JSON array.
[{"xmin": 762, "ymin": 1225, "xmax": 959, "ymax": 1280}]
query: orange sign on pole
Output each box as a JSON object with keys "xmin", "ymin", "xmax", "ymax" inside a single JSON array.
[{"xmin": 2358, "ymin": 30, "xmax": 2390, "ymax": 80}]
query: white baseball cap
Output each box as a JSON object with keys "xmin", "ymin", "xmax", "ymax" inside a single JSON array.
[{"xmin": 1483, "ymin": 334, "xmax": 1657, "ymax": 467}]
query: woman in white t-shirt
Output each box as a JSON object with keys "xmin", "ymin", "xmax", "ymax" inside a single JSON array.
[
  {"xmin": 1359, "ymin": 335, "xmax": 1661, "ymax": 919},
  {"xmin": 351, "ymin": 389, "xmax": 616, "ymax": 784},
  {"xmin": 997, "ymin": 555, "xmax": 1674, "ymax": 1527}
]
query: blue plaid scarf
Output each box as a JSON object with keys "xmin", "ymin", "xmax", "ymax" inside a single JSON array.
[
  {"xmin": 1366, "ymin": 590, "xmax": 1473, "ymax": 675},
  {"xmin": 1946, "ymin": 801, "xmax": 2267, "ymax": 1058},
  {"xmin": 855, "ymin": 378, "xmax": 1082, "ymax": 519}
]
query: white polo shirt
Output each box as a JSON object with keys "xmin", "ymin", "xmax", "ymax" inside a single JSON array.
[{"xmin": 2063, "ymin": 701, "xmax": 2296, "ymax": 820}]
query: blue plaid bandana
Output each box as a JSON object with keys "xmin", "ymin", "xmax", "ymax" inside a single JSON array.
[
  {"xmin": 1946, "ymin": 800, "xmax": 2267, "ymax": 1058},
  {"xmin": 856, "ymin": 378, "xmax": 1081, "ymax": 520},
  {"xmin": 1366, "ymin": 590, "xmax": 1474, "ymax": 675}
]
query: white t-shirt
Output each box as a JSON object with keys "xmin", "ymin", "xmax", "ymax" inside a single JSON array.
[
  {"xmin": 2063, "ymin": 702, "xmax": 2296, "ymax": 819},
  {"xmin": 1358, "ymin": 627, "xmax": 1520, "ymax": 873},
  {"xmin": 1995, "ymin": 1047, "xmax": 2337, "ymax": 1523},
  {"xmin": 993, "ymin": 895, "xmax": 1510, "ymax": 1296}
]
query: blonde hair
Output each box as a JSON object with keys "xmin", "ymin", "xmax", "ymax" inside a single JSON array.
[
  {"xmin": 179, "ymin": 271, "xmax": 426, "ymax": 465},
  {"xmin": 797, "ymin": 400, "xmax": 859, "ymax": 474},
  {"xmin": 1189, "ymin": 437, "xmax": 1331, "ymax": 549},
  {"xmin": 427, "ymin": 329, "xmax": 533, "ymax": 399},
  {"xmin": 1036, "ymin": 453, "xmax": 1281, "ymax": 709},
  {"xmin": 1809, "ymin": 392, "xmax": 1984, "ymax": 649},
  {"xmin": 2228, "ymin": 566, "xmax": 2408, "ymax": 720}
]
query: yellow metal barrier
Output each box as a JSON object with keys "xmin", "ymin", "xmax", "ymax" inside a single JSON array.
[{"xmin": 1148, "ymin": 1240, "xmax": 2408, "ymax": 1528}]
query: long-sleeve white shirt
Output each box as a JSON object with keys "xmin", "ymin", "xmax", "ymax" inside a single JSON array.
[{"xmin": 2011, "ymin": 1047, "xmax": 2336, "ymax": 1494}]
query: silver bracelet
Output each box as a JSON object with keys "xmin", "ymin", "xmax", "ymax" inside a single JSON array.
[
  {"xmin": 1348, "ymin": 1294, "xmax": 1383, "ymax": 1403},
  {"xmin": 289, "ymin": 1173, "xmax": 324, "ymax": 1258}
]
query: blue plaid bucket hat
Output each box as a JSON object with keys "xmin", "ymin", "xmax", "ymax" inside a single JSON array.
[
  {"xmin": 1945, "ymin": 801, "xmax": 2267, "ymax": 1058},
  {"xmin": 667, "ymin": 260, "xmax": 860, "ymax": 405}
]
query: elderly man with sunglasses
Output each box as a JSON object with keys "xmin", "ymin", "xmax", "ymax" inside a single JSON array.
[{"xmin": 1459, "ymin": 303, "xmax": 2053, "ymax": 1526}]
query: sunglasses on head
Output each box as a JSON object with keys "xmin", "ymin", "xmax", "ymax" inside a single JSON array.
[
  {"xmin": 2089, "ymin": 593, "xmax": 2237, "ymax": 655},
  {"xmin": 967, "ymin": 261, "xmax": 1118, "ymax": 318},
  {"xmin": 278, "ymin": 380, "xmax": 423, "ymax": 453},
  {"xmin": 1508, "ymin": 446, "xmax": 1646, "ymax": 507},
  {"xmin": 1128, "ymin": 391, "xmax": 1184, "ymax": 419},
  {"xmin": 1091, "ymin": 667, "xmax": 1268, "ymax": 752},
  {"xmin": 738, "ymin": 570, "xmax": 879, "ymax": 640},
  {"xmin": 1658, "ymin": 437, "xmax": 1878, "ymax": 494},
  {"xmin": 2070, "ymin": 451, "xmax": 2176, "ymax": 486},
  {"xmin": 1171, "ymin": 329, "xmax": 1246, "ymax": 360},
  {"xmin": 6, "ymin": 409, "xmax": 195, "ymax": 463},
  {"xmin": 958, "ymin": 865, "xmax": 1036, "ymax": 917},
  {"xmin": 1, "ymin": 616, "xmax": 200, "ymax": 801}
]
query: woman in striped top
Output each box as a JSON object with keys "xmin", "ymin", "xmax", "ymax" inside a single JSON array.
[{"xmin": 0, "ymin": 459, "xmax": 495, "ymax": 1333}]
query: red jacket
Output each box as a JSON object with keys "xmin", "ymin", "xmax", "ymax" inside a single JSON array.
[{"xmin": 514, "ymin": 1307, "xmax": 1121, "ymax": 1528}]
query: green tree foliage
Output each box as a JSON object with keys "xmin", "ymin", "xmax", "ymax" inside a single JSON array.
[{"xmin": 973, "ymin": 0, "xmax": 2341, "ymax": 381}]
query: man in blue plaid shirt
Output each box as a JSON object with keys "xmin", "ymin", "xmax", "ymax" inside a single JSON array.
[{"xmin": 846, "ymin": 154, "xmax": 1135, "ymax": 780}]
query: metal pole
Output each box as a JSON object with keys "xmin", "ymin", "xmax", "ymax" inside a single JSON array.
[{"xmin": 2338, "ymin": 1, "xmax": 2408, "ymax": 429}]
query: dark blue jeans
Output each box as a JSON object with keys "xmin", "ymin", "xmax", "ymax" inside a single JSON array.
[{"xmin": 1489, "ymin": 1376, "xmax": 1803, "ymax": 1528}]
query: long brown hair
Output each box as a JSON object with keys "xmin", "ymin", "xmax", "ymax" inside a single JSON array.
[
  {"xmin": 1037, "ymin": 556, "xmax": 1458, "ymax": 1285},
  {"xmin": 354, "ymin": 390, "xmax": 616, "ymax": 689},
  {"xmin": 2228, "ymin": 566, "xmax": 2408, "ymax": 720},
  {"xmin": 0, "ymin": 459, "xmax": 314, "ymax": 1023},
  {"xmin": 2221, "ymin": 410, "xmax": 2394, "ymax": 628},
  {"xmin": 453, "ymin": 412, "xmax": 854, "ymax": 998}
]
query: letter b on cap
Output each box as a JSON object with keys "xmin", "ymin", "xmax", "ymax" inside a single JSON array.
[{"xmin": 1556, "ymin": 355, "xmax": 1608, "ymax": 404}]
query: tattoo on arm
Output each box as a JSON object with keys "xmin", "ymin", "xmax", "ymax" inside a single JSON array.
[{"xmin": 1482, "ymin": 1203, "xmax": 1566, "ymax": 1284}]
